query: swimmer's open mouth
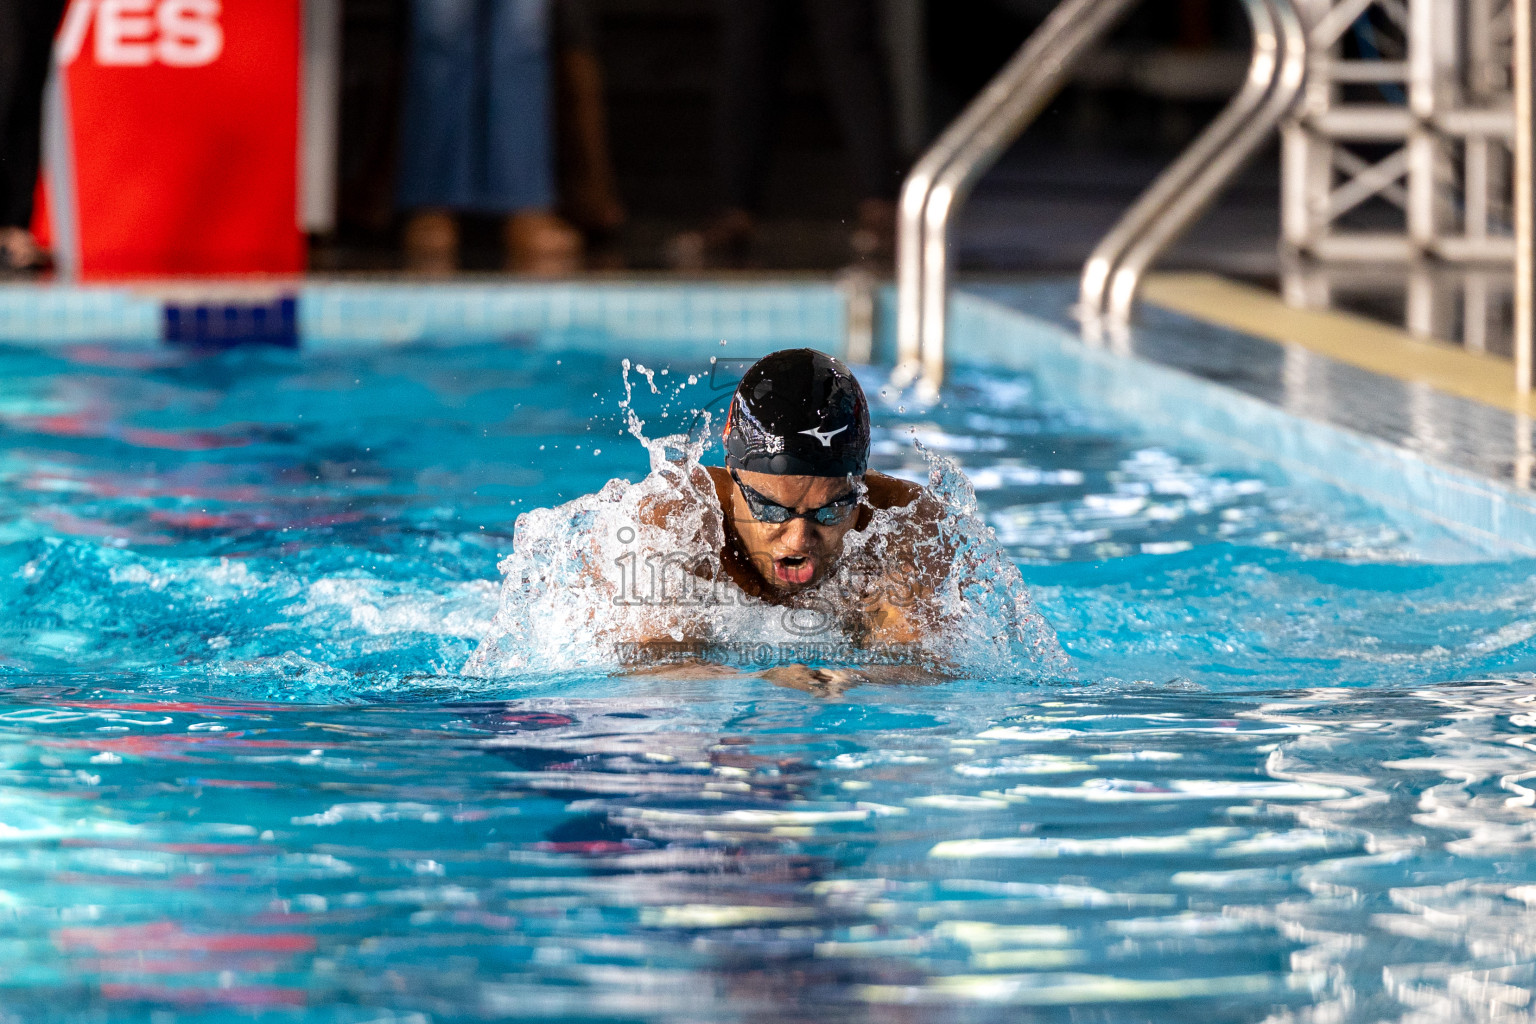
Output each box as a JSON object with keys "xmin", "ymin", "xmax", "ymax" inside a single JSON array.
[{"xmin": 772, "ymin": 555, "xmax": 816, "ymax": 586}]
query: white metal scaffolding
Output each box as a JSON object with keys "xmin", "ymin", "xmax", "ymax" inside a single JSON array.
[{"xmin": 1282, "ymin": 0, "xmax": 1520, "ymax": 358}]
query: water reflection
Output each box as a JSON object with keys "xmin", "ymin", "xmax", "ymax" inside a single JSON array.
[
  {"xmin": 0, "ymin": 681, "xmax": 1529, "ymax": 1021},
  {"xmin": 4, "ymin": 342, "xmax": 1536, "ymax": 1019}
]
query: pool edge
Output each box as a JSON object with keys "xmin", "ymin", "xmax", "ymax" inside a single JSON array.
[
  {"xmin": 1141, "ymin": 272, "xmax": 1533, "ymax": 416},
  {"xmin": 951, "ymin": 287, "xmax": 1536, "ymax": 558}
]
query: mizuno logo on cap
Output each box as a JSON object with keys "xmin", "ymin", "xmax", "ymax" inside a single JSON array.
[{"xmin": 799, "ymin": 424, "xmax": 848, "ymax": 447}]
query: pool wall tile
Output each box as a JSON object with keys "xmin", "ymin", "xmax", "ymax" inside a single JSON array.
[
  {"xmin": 296, "ymin": 282, "xmax": 848, "ymax": 356},
  {"xmin": 0, "ymin": 281, "xmax": 849, "ymax": 358},
  {"xmin": 0, "ymin": 284, "xmax": 161, "ymax": 345}
]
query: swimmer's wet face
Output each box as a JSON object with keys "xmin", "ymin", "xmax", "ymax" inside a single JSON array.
[
  {"xmin": 721, "ymin": 348, "xmax": 872, "ymax": 592},
  {"xmin": 727, "ymin": 469, "xmax": 861, "ymax": 591}
]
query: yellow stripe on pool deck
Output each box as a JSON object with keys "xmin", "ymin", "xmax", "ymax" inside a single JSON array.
[{"xmin": 1140, "ymin": 272, "xmax": 1533, "ymax": 416}]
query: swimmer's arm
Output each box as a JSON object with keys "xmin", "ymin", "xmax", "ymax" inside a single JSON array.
[
  {"xmin": 618, "ymin": 644, "xmax": 743, "ymax": 679},
  {"xmin": 762, "ymin": 660, "xmax": 950, "ymax": 696}
]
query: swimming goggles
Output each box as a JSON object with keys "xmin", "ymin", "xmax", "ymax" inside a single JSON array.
[{"xmin": 730, "ymin": 470, "xmax": 860, "ymax": 526}]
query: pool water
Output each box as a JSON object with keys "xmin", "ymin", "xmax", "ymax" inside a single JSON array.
[{"xmin": 2, "ymin": 338, "xmax": 1536, "ymax": 1022}]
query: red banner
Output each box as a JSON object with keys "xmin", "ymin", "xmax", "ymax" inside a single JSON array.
[{"xmin": 49, "ymin": 0, "xmax": 305, "ymax": 277}]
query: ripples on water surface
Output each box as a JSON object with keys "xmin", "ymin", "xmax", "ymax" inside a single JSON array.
[{"xmin": 3, "ymin": 340, "xmax": 1536, "ymax": 1022}]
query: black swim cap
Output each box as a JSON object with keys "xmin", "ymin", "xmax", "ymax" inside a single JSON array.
[{"xmin": 723, "ymin": 349, "xmax": 870, "ymax": 477}]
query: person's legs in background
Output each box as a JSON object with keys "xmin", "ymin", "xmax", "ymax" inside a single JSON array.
[
  {"xmin": 0, "ymin": 0, "xmax": 67, "ymax": 273},
  {"xmin": 487, "ymin": 0, "xmax": 581, "ymax": 273},
  {"xmin": 553, "ymin": 0, "xmax": 626, "ymax": 237},
  {"xmin": 803, "ymin": 0, "xmax": 900, "ymax": 264},
  {"xmin": 399, "ymin": 0, "xmax": 578, "ymax": 274},
  {"xmin": 398, "ymin": 0, "xmax": 481, "ymax": 273},
  {"xmin": 667, "ymin": 0, "xmax": 789, "ymax": 269}
]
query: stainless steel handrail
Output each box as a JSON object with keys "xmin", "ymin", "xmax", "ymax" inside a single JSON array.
[
  {"xmin": 892, "ymin": 0, "xmax": 1142, "ymax": 396},
  {"xmin": 1080, "ymin": 0, "xmax": 1306, "ymax": 329},
  {"xmin": 894, "ymin": 0, "xmax": 1308, "ymax": 397}
]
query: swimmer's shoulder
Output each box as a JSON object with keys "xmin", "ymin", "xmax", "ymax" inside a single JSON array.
[
  {"xmin": 635, "ymin": 464, "xmax": 723, "ymax": 531},
  {"xmin": 861, "ymin": 472, "xmax": 946, "ymax": 549},
  {"xmin": 861, "ymin": 470, "xmax": 923, "ymax": 511}
]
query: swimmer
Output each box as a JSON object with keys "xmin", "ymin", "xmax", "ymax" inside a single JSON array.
[
  {"xmin": 468, "ymin": 347, "xmax": 1063, "ymax": 686},
  {"xmin": 631, "ymin": 348, "xmax": 950, "ymax": 692}
]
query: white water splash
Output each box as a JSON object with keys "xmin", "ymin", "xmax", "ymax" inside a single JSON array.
[{"xmin": 466, "ymin": 366, "xmax": 1066, "ymax": 680}]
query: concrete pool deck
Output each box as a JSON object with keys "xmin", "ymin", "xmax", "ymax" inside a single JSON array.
[{"xmin": 1142, "ymin": 273, "xmax": 1531, "ymax": 417}]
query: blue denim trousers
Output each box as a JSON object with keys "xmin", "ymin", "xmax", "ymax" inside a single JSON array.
[{"xmin": 397, "ymin": 0, "xmax": 554, "ymax": 214}]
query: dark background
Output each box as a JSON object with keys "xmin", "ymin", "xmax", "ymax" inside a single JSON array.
[{"xmin": 320, "ymin": 0, "xmax": 1280, "ymax": 277}]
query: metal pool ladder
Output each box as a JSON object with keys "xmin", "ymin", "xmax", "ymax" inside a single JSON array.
[{"xmin": 892, "ymin": 0, "xmax": 1308, "ymax": 397}]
